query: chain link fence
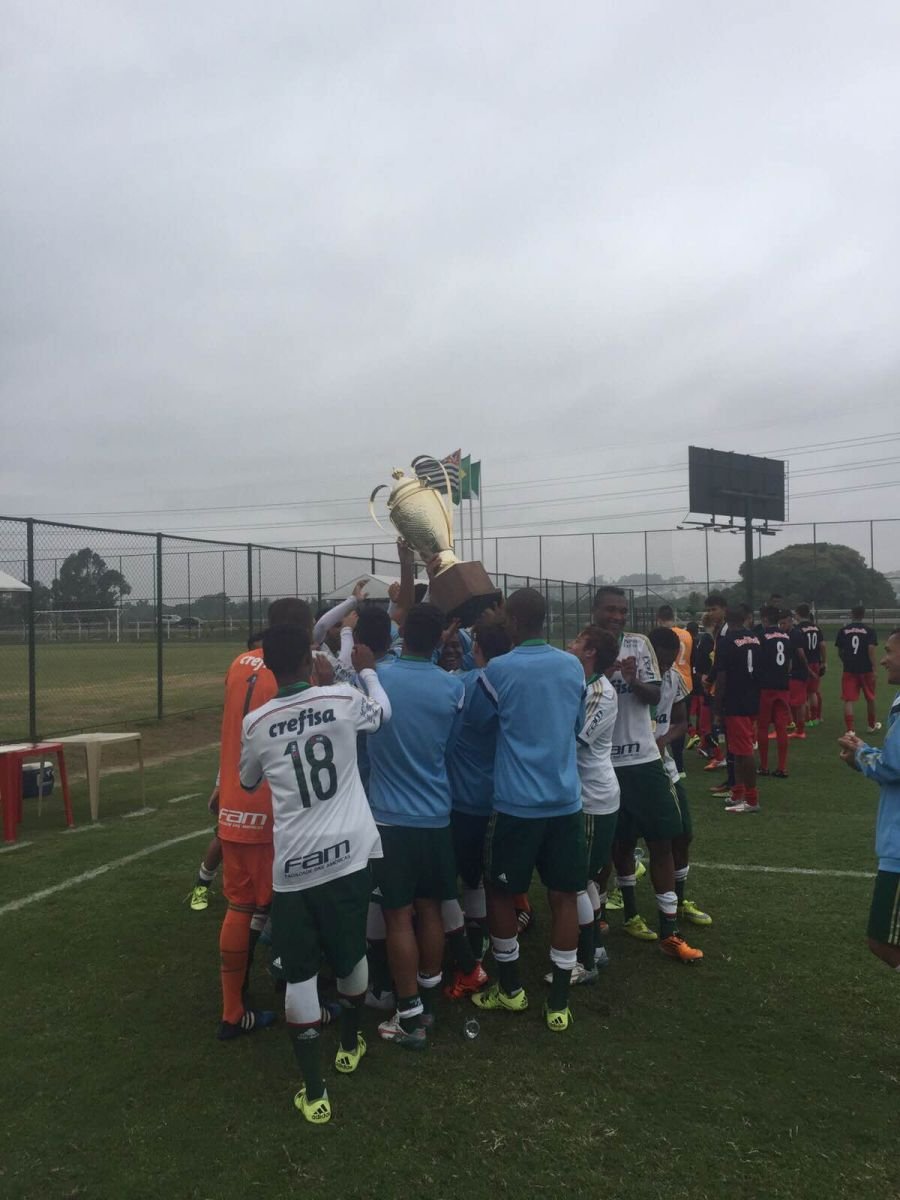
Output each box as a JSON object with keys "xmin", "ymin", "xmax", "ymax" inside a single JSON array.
[{"xmin": 0, "ymin": 517, "xmax": 596, "ymax": 742}]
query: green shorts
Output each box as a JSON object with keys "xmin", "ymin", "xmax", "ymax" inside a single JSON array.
[
  {"xmin": 585, "ymin": 810, "xmax": 618, "ymax": 877},
  {"xmin": 451, "ymin": 810, "xmax": 491, "ymax": 889},
  {"xmin": 614, "ymin": 760, "xmax": 684, "ymax": 843},
  {"xmin": 484, "ymin": 810, "xmax": 587, "ymax": 894},
  {"xmin": 674, "ymin": 779, "xmax": 692, "ymax": 839},
  {"xmin": 271, "ymin": 867, "xmax": 370, "ymax": 982},
  {"xmin": 867, "ymin": 870, "xmax": 900, "ymax": 946},
  {"xmin": 371, "ymin": 825, "xmax": 458, "ymax": 910}
]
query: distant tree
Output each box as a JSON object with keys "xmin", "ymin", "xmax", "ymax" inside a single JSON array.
[
  {"xmin": 617, "ymin": 572, "xmax": 665, "ymax": 587},
  {"xmin": 741, "ymin": 543, "xmax": 895, "ymax": 609},
  {"xmin": 50, "ymin": 548, "xmax": 131, "ymax": 611}
]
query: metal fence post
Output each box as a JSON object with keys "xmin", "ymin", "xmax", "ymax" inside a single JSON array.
[
  {"xmin": 591, "ymin": 533, "xmax": 596, "ymax": 585},
  {"xmin": 370, "ymin": 543, "xmax": 376, "ymax": 574},
  {"xmin": 26, "ymin": 519, "xmax": 37, "ymax": 741},
  {"xmin": 316, "ymin": 553, "xmax": 323, "ymax": 609},
  {"xmin": 222, "ymin": 551, "xmax": 227, "ymax": 636},
  {"xmin": 247, "ymin": 545, "xmax": 254, "ymax": 638},
  {"xmin": 561, "ymin": 580, "xmax": 567, "ymax": 646},
  {"xmin": 538, "ymin": 535, "xmax": 543, "ymax": 581},
  {"xmin": 812, "ymin": 524, "xmax": 817, "ymax": 609},
  {"xmin": 155, "ymin": 534, "xmax": 164, "ymax": 720}
]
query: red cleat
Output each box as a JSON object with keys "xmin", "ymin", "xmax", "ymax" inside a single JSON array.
[{"xmin": 444, "ymin": 963, "xmax": 489, "ymax": 1000}]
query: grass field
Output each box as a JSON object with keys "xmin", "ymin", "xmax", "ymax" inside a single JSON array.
[
  {"xmin": 0, "ymin": 639, "xmax": 246, "ymax": 742},
  {"xmin": 1, "ymin": 670, "xmax": 897, "ymax": 1200}
]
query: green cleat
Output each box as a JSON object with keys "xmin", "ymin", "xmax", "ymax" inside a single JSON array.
[
  {"xmin": 678, "ymin": 900, "xmax": 712, "ymax": 926},
  {"xmin": 335, "ymin": 1033, "xmax": 367, "ymax": 1074},
  {"xmin": 605, "ymin": 888, "xmax": 624, "ymax": 911},
  {"xmin": 543, "ymin": 1003, "xmax": 573, "ymax": 1032},
  {"xmin": 294, "ymin": 1087, "xmax": 331, "ymax": 1125},
  {"xmin": 189, "ymin": 885, "xmax": 210, "ymax": 911},
  {"xmin": 634, "ymin": 859, "xmax": 647, "ymax": 883},
  {"xmin": 471, "ymin": 983, "xmax": 529, "ymax": 1013},
  {"xmin": 623, "ymin": 915, "xmax": 658, "ymax": 942}
]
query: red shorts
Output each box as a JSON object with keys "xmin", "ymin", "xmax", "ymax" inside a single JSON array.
[
  {"xmin": 758, "ymin": 689, "xmax": 790, "ymax": 728},
  {"xmin": 841, "ymin": 672, "xmax": 876, "ymax": 703},
  {"xmin": 221, "ymin": 839, "xmax": 274, "ymax": 909},
  {"xmin": 805, "ymin": 663, "xmax": 821, "ymax": 694},
  {"xmin": 724, "ymin": 715, "xmax": 755, "ymax": 756},
  {"xmin": 788, "ymin": 679, "xmax": 807, "ymax": 707}
]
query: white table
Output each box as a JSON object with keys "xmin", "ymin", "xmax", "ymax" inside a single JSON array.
[{"xmin": 52, "ymin": 733, "xmax": 145, "ymax": 822}]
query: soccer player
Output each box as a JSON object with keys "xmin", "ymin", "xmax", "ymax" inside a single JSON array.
[
  {"xmin": 239, "ymin": 624, "xmax": 389, "ymax": 1124},
  {"xmin": 837, "ymin": 628, "xmax": 900, "ymax": 971},
  {"xmin": 756, "ymin": 606, "xmax": 792, "ymax": 778},
  {"xmin": 836, "ymin": 606, "xmax": 881, "ymax": 734},
  {"xmin": 648, "ymin": 626, "xmax": 712, "ymax": 927},
  {"xmin": 780, "ymin": 611, "xmax": 809, "ymax": 739},
  {"xmin": 367, "ymin": 603, "xmax": 465, "ymax": 1049},
  {"xmin": 656, "ymin": 605, "xmax": 692, "ymax": 775},
  {"xmin": 593, "ymin": 586, "xmax": 702, "ymax": 961},
  {"xmin": 471, "ymin": 588, "xmax": 587, "ymax": 1029},
  {"xmin": 795, "ymin": 603, "xmax": 826, "ymax": 725},
  {"xmin": 566, "ymin": 624, "xmax": 620, "ymax": 981},
  {"xmin": 714, "ymin": 607, "xmax": 761, "ymax": 813},
  {"xmin": 214, "ymin": 597, "xmax": 313, "ymax": 1041},
  {"xmin": 445, "ymin": 616, "xmax": 513, "ymax": 994}
]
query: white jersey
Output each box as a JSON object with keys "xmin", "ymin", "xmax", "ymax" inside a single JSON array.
[
  {"xmin": 576, "ymin": 674, "xmax": 620, "ymax": 815},
  {"xmin": 655, "ymin": 667, "xmax": 690, "ymax": 783},
  {"xmin": 609, "ymin": 632, "xmax": 662, "ymax": 768},
  {"xmin": 239, "ymin": 682, "xmax": 384, "ymax": 892}
]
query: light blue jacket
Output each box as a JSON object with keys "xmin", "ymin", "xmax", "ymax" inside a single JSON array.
[{"xmin": 854, "ymin": 691, "xmax": 900, "ymax": 872}]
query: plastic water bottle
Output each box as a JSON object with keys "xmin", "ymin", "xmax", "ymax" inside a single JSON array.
[{"xmin": 463, "ymin": 1018, "xmax": 480, "ymax": 1041}]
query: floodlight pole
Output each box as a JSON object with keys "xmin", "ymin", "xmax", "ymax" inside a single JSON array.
[{"xmin": 744, "ymin": 497, "xmax": 754, "ymax": 611}]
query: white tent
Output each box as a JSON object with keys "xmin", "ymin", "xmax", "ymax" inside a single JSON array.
[
  {"xmin": 0, "ymin": 570, "xmax": 29, "ymax": 593},
  {"xmin": 324, "ymin": 573, "xmax": 398, "ymax": 603}
]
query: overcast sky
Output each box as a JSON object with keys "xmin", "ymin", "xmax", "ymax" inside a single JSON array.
[{"xmin": 3, "ymin": 1, "xmax": 899, "ymax": 584}]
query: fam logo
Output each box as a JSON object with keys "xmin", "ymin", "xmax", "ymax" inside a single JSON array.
[
  {"xmin": 611, "ymin": 742, "xmax": 641, "ymax": 757},
  {"xmin": 219, "ymin": 808, "xmax": 268, "ymax": 829},
  {"xmin": 269, "ymin": 708, "xmax": 335, "ymax": 737},
  {"xmin": 285, "ymin": 839, "xmax": 350, "ymax": 877}
]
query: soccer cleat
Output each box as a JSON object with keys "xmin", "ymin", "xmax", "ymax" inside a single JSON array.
[
  {"xmin": 516, "ymin": 907, "xmax": 535, "ymax": 934},
  {"xmin": 543, "ymin": 1003, "xmax": 573, "ymax": 1032},
  {"xmin": 335, "ymin": 1033, "xmax": 367, "ymax": 1074},
  {"xmin": 788, "ymin": 731, "xmax": 806, "ymax": 740},
  {"xmin": 757, "ymin": 768, "xmax": 770, "ymax": 776},
  {"xmin": 594, "ymin": 945, "xmax": 611, "ymax": 967},
  {"xmin": 543, "ymin": 962, "xmax": 597, "ymax": 986},
  {"xmin": 217, "ymin": 1008, "xmax": 276, "ymax": 1041},
  {"xmin": 867, "ymin": 722, "xmax": 882, "ymax": 733},
  {"xmin": 605, "ymin": 888, "xmax": 624, "ymax": 911},
  {"xmin": 767, "ymin": 730, "xmax": 778, "ymax": 740},
  {"xmin": 294, "ymin": 1087, "xmax": 331, "ymax": 1124},
  {"xmin": 678, "ymin": 770, "xmax": 687, "ymax": 780},
  {"xmin": 364, "ymin": 988, "xmax": 395, "ymax": 1011},
  {"xmin": 623, "ymin": 915, "xmax": 658, "ymax": 941},
  {"xmin": 725, "ymin": 800, "xmax": 760, "ymax": 813},
  {"xmin": 703, "ymin": 758, "xmax": 726, "ymax": 771},
  {"xmin": 678, "ymin": 900, "xmax": 712, "ymax": 926},
  {"xmin": 471, "ymin": 983, "xmax": 529, "ymax": 1013},
  {"xmin": 377, "ymin": 1011, "xmax": 428, "ymax": 1049},
  {"xmin": 444, "ymin": 963, "xmax": 489, "ymax": 1000},
  {"xmin": 634, "ymin": 859, "xmax": 647, "ymax": 883},
  {"xmin": 659, "ymin": 935, "xmax": 704, "ymax": 962},
  {"xmin": 772, "ymin": 769, "xmax": 789, "ymax": 779},
  {"xmin": 189, "ymin": 885, "xmax": 210, "ymax": 911},
  {"xmin": 709, "ymin": 782, "xmax": 732, "ymax": 797},
  {"xmin": 686, "ymin": 734, "xmax": 700, "ymax": 750}
]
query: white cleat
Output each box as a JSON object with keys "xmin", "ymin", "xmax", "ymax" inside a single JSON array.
[
  {"xmin": 725, "ymin": 800, "xmax": 760, "ymax": 813},
  {"xmin": 867, "ymin": 723, "xmax": 882, "ymax": 733}
]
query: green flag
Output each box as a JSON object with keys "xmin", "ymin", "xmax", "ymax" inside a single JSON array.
[
  {"xmin": 459, "ymin": 455, "xmax": 471, "ymax": 502},
  {"xmin": 469, "ymin": 460, "xmax": 481, "ymax": 497}
]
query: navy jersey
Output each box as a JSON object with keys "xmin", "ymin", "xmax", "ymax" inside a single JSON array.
[
  {"xmin": 756, "ymin": 627, "xmax": 791, "ymax": 691},
  {"xmin": 788, "ymin": 626, "xmax": 808, "ymax": 681},
  {"xmin": 718, "ymin": 628, "xmax": 760, "ymax": 717},
  {"xmin": 797, "ymin": 621, "xmax": 823, "ymax": 665},
  {"xmin": 693, "ymin": 631, "xmax": 714, "ymax": 693},
  {"xmin": 836, "ymin": 623, "xmax": 877, "ymax": 673}
]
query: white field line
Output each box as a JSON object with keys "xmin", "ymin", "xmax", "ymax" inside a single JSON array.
[
  {"xmin": 0, "ymin": 828, "xmax": 209, "ymax": 918},
  {"xmin": 167, "ymin": 793, "xmax": 201, "ymax": 805},
  {"xmin": 65, "ymin": 823, "xmax": 103, "ymax": 834},
  {"xmin": 121, "ymin": 806, "xmax": 156, "ymax": 820},
  {"xmin": 0, "ymin": 842, "xmax": 32, "ymax": 854},
  {"xmin": 692, "ymin": 861, "xmax": 873, "ymax": 880}
]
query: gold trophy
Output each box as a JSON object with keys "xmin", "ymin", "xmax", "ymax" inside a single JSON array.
[{"xmin": 369, "ymin": 457, "xmax": 500, "ymax": 624}]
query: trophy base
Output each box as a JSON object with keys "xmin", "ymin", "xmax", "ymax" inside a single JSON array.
[{"xmin": 428, "ymin": 561, "xmax": 502, "ymax": 627}]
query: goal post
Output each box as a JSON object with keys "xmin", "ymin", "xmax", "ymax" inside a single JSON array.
[{"xmin": 34, "ymin": 608, "xmax": 122, "ymax": 643}]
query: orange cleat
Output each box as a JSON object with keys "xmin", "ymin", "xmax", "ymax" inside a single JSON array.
[
  {"xmin": 659, "ymin": 935, "xmax": 704, "ymax": 963},
  {"xmin": 444, "ymin": 963, "xmax": 489, "ymax": 1000},
  {"xmin": 703, "ymin": 758, "xmax": 726, "ymax": 771}
]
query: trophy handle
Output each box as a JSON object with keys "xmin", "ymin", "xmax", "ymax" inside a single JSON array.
[
  {"xmin": 368, "ymin": 484, "xmax": 392, "ymax": 537},
  {"xmin": 410, "ymin": 456, "xmax": 455, "ymax": 553}
]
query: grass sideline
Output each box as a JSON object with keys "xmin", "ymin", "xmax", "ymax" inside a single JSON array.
[{"xmin": 1, "ymin": 673, "xmax": 898, "ymax": 1200}]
